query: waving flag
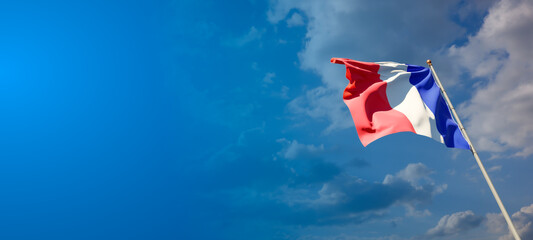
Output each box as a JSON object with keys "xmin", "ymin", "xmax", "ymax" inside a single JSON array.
[{"xmin": 331, "ymin": 58, "xmax": 469, "ymax": 149}]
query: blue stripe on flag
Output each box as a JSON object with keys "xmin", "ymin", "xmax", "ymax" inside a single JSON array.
[{"xmin": 406, "ymin": 65, "xmax": 470, "ymax": 149}]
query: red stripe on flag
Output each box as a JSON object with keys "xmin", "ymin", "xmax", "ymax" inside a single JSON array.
[{"xmin": 332, "ymin": 58, "xmax": 415, "ymax": 146}]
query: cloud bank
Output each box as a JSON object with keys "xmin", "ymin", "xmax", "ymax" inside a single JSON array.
[
  {"xmin": 203, "ymin": 129, "xmax": 445, "ymax": 228},
  {"xmin": 268, "ymin": 0, "xmax": 467, "ymax": 133},
  {"xmin": 425, "ymin": 210, "xmax": 483, "ymax": 238},
  {"xmin": 487, "ymin": 203, "xmax": 533, "ymax": 240},
  {"xmin": 423, "ymin": 202, "xmax": 533, "ymax": 239},
  {"xmin": 450, "ymin": 0, "xmax": 533, "ymax": 156}
]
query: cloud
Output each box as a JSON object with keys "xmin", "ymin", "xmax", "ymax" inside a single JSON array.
[
  {"xmin": 281, "ymin": 162, "xmax": 443, "ymax": 226},
  {"xmin": 385, "ymin": 162, "xmax": 433, "ymax": 186},
  {"xmin": 286, "ymin": 12, "xmax": 305, "ymax": 27},
  {"xmin": 263, "ymin": 72, "xmax": 276, "ymax": 84},
  {"xmin": 232, "ymin": 162, "xmax": 444, "ymax": 227},
  {"xmin": 203, "ymin": 131, "xmax": 341, "ymax": 192},
  {"xmin": 259, "ymin": 71, "xmax": 290, "ymax": 98},
  {"xmin": 488, "ymin": 165, "xmax": 502, "ymax": 172},
  {"xmin": 203, "ymin": 130, "xmax": 445, "ymax": 228},
  {"xmin": 425, "ymin": 210, "xmax": 484, "ymax": 238},
  {"xmin": 423, "ymin": 203, "xmax": 533, "ymax": 239},
  {"xmin": 268, "ymin": 0, "xmax": 467, "ymax": 133},
  {"xmin": 486, "ymin": 212, "xmax": 508, "ymax": 235},
  {"xmin": 287, "ymin": 86, "xmax": 352, "ymax": 133},
  {"xmin": 277, "ymin": 138, "xmax": 325, "ymax": 160},
  {"xmin": 269, "ymin": 0, "xmax": 465, "ymax": 87},
  {"xmin": 487, "ymin": 203, "xmax": 533, "ymax": 240},
  {"xmin": 455, "ymin": 0, "xmax": 499, "ymax": 23},
  {"xmin": 294, "ymin": 235, "xmax": 403, "ymax": 240},
  {"xmin": 313, "ymin": 163, "xmax": 441, "ymax": 212},
  {"xmin": 225, "ymin": 26, "xmax": 265, "ymax": 47},
  {"xmin": 449, "ymin": 0, "xmax": 533, "ymax": 156}
]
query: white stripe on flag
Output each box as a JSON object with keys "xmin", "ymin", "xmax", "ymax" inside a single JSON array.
[{"xmin": 377, "ymin": 63, "xmax": 444, "ymax": 143}]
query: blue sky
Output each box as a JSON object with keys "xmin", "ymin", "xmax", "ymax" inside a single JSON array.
[{"xmin": 2, "ymin": 0, "xmax": 533, "ymax": 239}]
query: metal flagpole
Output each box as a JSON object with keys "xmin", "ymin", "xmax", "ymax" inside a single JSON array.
[{"xmin": 426, "ymin": 60, "xmax": 521, "ymax": 240}]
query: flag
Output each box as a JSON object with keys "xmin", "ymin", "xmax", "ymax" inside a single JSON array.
[{"xmin": 331, "ymin": 58, "xmax": 469, "ymax": 149}]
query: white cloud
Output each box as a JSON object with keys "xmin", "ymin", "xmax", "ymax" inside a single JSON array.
[
  {"xmin": 263, "ymin": 72, "xmax": 276, "ymax": 84},
  {"xmin": 280, "ymin": 85, "xmax": 290, "ymax": 99},
  {"xmin": 286, "ymin": 12, "xmax": 304, "ymax": 27},
  {"xmin": 386, "ymin": 162, "xmax": 433, "ymax": 186},
  {"xmin": 487, "ymin": 203, "xmax": 533, "ymax": 240},
  {"xmin": 488, "ymin": 165, "xmax": 502, "ymax": 172},
  {"xmin": 404, "ymin": 204, "xmax": 431, "ymax": 217},
  {"xmin": 449, "ymin": 0, "xmax": 533, "ymax": 156},
  {"xmin": 383, "ymin": 163, "xmax": 447, "ymax": 195},
  {"xmin": 277, "ymin": 138, "xmax": 325, "ymax": 160},
  {"xmin": 425, "ymin": 210, "xmax": 483, "ymax": 238}
]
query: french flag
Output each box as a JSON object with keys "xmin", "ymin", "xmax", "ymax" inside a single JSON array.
[{"xmin": 331, "ymin": 58, "xmax": 469, "ymax": 149}]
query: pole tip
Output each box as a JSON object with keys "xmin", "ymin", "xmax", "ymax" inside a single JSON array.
[{"xmin": 426, "ymin": 59, "xmax": 432, "ymax": 66}]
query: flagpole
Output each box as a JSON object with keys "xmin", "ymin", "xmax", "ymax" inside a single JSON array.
[{"xmin": 426, "ymin": 60, "xmax": 521, "ymax": 240}]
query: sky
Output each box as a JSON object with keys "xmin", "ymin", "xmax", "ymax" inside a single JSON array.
[{"xmin": 1, "ymin": 0, "xmax": 533, "ymax": 239}]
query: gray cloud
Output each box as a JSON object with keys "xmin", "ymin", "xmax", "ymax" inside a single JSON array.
[
  {"xmin": 268, "ymin": 0, "xmax": 469, "ymax": 133},
  {"xmin": 296, "ymin": 236, "xmax": 404, "ymax": 240},
  {"xmin": 308, "ymin": 163, "xmax": 442, "ymax": 218},
  {"xmin": 234, "ymin": 162, "xmax": 443, "ymax": 226},
  {"xmin": 203, "ymin": 128, "xmax": 445, "ymax": 227},
  {"xmin": 425, "ymin": 210, "xmax": 483, "ymax": 238},
  {"xmin": 263, "ymin": 72, "xmax": 276, "ymax": 84},
  {"xmin": 286, "ymin": 12, "xmax": 305, "ymax": 27},
  {"xmin": 202, "ymin": 128, "xmax": 342, "ymax": 192},
  {"xmin": 486, "ymin": 203, "xmax": 533, "ymax": 240},
  {"xmin": 384, "ymin": 162, "xmax": 434, "ymax": 186},
  {"xmin": 449, "ymin": 0, "xmax": 533, "ymax": 156}
]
